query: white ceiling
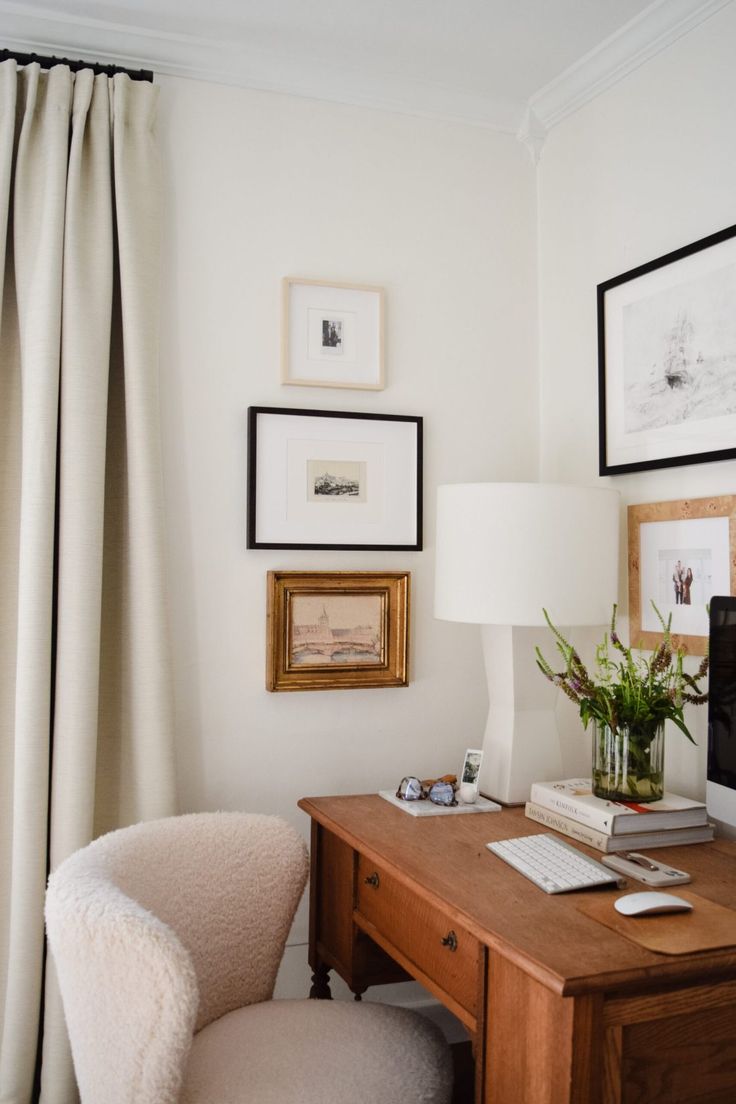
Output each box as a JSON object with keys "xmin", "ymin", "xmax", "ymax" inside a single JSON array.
[{"xmin": 0, "ymin": 0, "xmax": 729, "ymax": 143}]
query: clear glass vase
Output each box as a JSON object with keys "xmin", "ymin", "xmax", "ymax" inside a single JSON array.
[{"xmin": 592, "ymin": 722, "xmax": 665, "ymax": 803}]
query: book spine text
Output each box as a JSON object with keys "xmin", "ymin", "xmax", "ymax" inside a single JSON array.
[
  {"xmin": 529, "ymin": 784, "xmax": 613, "ymax": 832},
  {"xmin": 524, "ymin": 802, "xmax": 610, "ymax": 852}
]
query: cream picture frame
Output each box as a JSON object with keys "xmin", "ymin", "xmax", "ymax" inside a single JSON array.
[{"xmin": 281, "ymin": 277, "xmax": 385, "ymax": 390}]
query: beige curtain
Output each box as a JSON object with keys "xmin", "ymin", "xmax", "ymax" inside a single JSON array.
[{"xmin": 0, "ymin": 61, "xmax": 176, "ymax": 1104}]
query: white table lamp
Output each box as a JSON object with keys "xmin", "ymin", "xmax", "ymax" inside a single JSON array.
[{"xmin": 434, "ymin": 483, "xmax": 620, "ymax": 804}]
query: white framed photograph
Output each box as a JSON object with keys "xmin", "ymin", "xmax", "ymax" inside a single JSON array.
[
  {"xmin": 598, "ymin": 223, "xmax": 736, "ymax": 475},
  {"xmin": 247, "ymin": 406, "xmax": 422, "ymax": 550},
  {"xmin": 628, "ymin": 495, "xmax": 736, "ymax": 655},
  {"xmin": 282, "ymin": 277, "xmax": 385, "ymax": 391}
]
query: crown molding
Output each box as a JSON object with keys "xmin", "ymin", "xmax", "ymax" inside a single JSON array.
[
  {"xmin": 0, "ymin": 0, "xmax": 730, "ymax": 147},
  {"xmin": 528, "ymin": 0, "xmax": 733, "ymax": 132},
  {"xmin": 0, "ymin": 2, "xmax": 522, "ymax": 133}
]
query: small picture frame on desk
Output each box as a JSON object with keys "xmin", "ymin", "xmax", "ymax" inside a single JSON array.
[
  {"xmin": 461, "ymin": 748, "xmax": 483, "ymax": 785},
  {"xmin": 460, "ymin": 748, "xmax": 483, "ymax": 803}
]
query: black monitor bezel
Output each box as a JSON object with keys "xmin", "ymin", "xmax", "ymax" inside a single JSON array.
[{"xmin": 707, "ymin": 596, "xmax": 736, "ymax": 789}]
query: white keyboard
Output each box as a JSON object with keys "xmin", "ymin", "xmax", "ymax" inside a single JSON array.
[{"xmin": 486, "ymin": 833, "xmax": 625, "ymax": 894}]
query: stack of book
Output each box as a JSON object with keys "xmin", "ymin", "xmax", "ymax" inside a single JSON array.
[{"xmin": 526, "ymin": 778, "xmax": 714, "ymax": 853}]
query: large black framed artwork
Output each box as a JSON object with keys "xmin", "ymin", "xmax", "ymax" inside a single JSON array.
[
  {"xmin": 598, "ymin": 222, "xmax": 736, "ymax": 476},
  {"xmin": 247, "ymin": 407, "xmax": 423, "ymax": 550}
]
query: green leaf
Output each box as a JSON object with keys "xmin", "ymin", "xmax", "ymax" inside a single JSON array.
[{"xmin": 668, "ymin": 714, "xmax": 698, "ymax": 746}]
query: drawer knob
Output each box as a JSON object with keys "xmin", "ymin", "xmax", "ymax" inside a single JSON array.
[
  {"xmin": 441, "ymin": 930, "xmax": 458, "ymax": 952},
  {"xmin": 364, "ymin": 872, "xmax": 380, "ymax": 889}
]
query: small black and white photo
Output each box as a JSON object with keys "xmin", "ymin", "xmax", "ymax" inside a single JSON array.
[
  {"xmin": 293, "ymin": 289, "xmax": 380, "ymax": 386},
  {"xmin": 307, "ymin": 459, "xmax": 367, "ymax": 503},
  {"xmin": 321, "ymin": 318, "xmax": 344, "ymax": 354},
  {"xmin": 461, "ymin": 748, "xmax": 483, "ymax": 784}
]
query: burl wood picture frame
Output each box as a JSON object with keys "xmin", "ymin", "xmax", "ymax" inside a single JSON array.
[
  {"xmin": 266, "ymin": 570, "xmax": 410, "ymax": 691},
  {"xmin": 628, "ymin": 495, "xmax": 736, "ymax": 655}
]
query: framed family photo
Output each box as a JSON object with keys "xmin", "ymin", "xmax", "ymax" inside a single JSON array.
[
  {"xmin": 266, "ymin": 571, "xmax": 410, "ymax": 691},
  {"xmin": 282, "ymin": 277, "xmax": 385, "ymax": 390},
  {"xmin": 598, "ymin": 223, "xmax": 736, "ymax": 475},
  {"xmin": 247, "ymin": 407, "xmax": 422, "ymax": 550},
  {"xmin": 628, "ymin": 495, "xmax": 736, "ymax": 655}
]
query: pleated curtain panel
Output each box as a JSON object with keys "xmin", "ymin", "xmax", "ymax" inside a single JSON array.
[{"xmin": 0, "ymin": 60, "xmax": 177, "ymax": 1103}]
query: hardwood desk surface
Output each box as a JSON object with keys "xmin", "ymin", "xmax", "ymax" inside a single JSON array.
[
  {"xmin": 298, "ymin": 794, "xmax": 736, "ymax": 996},
  {"xmin": 299, "ymin": 794, "xmax": 736, "ymax": 1103}
]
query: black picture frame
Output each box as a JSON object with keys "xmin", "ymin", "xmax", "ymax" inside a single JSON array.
[
  {"xmin": 247, "ymin": 406, "xmax": 423, "ymax": 550},
  {"xmin": 598, "ymin": 222, "xmax": 736, "ymax": 476}
]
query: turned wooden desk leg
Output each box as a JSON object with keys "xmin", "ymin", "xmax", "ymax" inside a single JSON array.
[{"xmin": 309, "ymin": 962, "xmax": 332, "ymax": 1000}]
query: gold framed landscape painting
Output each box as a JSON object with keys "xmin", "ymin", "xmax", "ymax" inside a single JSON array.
[
  {"xmin": 266, "ymin": 571, "xmax": 410, "ymax": 691},
  {"xmin": 628, "ymin": 495, "xmax": 736, "ymax": 655}
]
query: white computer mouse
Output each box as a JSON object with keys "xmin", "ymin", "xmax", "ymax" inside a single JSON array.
[{"xmin": 614, "ymin": 891, "xmax": 693, "ymax": 917}]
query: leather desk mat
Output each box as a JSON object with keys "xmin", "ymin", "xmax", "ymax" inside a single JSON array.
[{"xmin": 576, "ymin": 889, "xmax": 736, "ymax": 955}]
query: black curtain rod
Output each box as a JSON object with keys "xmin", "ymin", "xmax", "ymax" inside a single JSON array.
[{"xmin": 0, "ymin": 48, "xmax": 153, "ymax": 82}]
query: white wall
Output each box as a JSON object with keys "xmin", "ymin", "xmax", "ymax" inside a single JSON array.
[
  {"xmin": 156, "ymin": 4, "xmax": 734, "ymax": 1002},
  {"xmin": 537, "ymin": 2, "xmax": 736, "ymax": 797},
  {"xmin": 155, "ymin": 76, "xmax": 538, "ymax": 1003}
]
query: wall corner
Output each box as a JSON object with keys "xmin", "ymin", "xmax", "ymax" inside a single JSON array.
[{"xmin": 517, "ymin": 106, "xmax": 547, "ymax": 166}]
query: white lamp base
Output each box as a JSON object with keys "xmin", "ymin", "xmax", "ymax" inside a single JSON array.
[{"xmin": 477, "ymin": 624, "xmax": 564, "ymax": 805}]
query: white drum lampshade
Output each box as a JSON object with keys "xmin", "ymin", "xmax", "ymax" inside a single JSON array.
[{"xmin": 435, "ymin": 483, "xmax": 620, "ymax": 803}]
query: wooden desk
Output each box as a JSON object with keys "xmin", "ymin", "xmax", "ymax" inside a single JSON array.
[{"xmin": 298, "ymin": 794, "xmax": 736, "ymax": 1104}]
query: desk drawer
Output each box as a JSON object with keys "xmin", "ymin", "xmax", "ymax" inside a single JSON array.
[{"xmin": 356, "ymin": 856, "xmax": 479, "ymax": 1018}]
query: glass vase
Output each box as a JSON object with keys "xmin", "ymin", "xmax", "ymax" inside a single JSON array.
[{"xmin": 592, "ymin": 722, "xmax": 664, "ymax": 803}]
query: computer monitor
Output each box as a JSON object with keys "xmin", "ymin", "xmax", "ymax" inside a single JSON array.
[{"xmin": 706, "ymin": 596, "xmax": 736, "ymax": 839}]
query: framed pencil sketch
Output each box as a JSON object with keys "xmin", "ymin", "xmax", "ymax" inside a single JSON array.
[
  {"xmin": 598, "ymin": 222, "xmax": 736, "ymax": 475},
  {"xmin": 282, "ymin": 278, "xmax": 385, "ymax": 390},
  {"xmin": 628, "ymin": 495, "xmax": 736, "ymax": 655},
  {"xmin": 266, "ymin": 570, "xmax": 410, "ymax": 691},
  {"xmin": 247, "ymin": 407, "xmax": 422, "ymax": 550}
]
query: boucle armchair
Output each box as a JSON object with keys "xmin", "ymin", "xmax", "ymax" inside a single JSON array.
[{"xmin": 45, "ymin": 812, "xmax": 452, "ymax": 1104}]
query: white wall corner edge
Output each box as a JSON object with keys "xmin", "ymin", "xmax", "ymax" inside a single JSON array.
[{"xmin": 517, "ymin": 106, "xmax": 548, "ymax": 165}]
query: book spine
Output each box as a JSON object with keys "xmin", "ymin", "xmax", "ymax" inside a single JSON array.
[
  {"xmin": 524, "ymin": 802, "xmax": 610, "ymax": 852},
  {"xmin": 529, "ymin": 784, "xmax": 613, "ymax": 833}
]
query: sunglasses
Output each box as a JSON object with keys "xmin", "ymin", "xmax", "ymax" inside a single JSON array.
[{"xmin": 396, "ymin": 775, "xmax": 458, "ymax": 806}]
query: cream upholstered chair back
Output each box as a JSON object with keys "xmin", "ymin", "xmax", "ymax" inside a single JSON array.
[{"xmin": 46, "ymin": 813, "xmax": 309, "ymax": 1104}]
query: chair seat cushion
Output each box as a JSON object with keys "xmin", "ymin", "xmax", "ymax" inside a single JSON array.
[{"xmin": 181, "ymin": 998, "xmax": 453, "ymax": 1104}]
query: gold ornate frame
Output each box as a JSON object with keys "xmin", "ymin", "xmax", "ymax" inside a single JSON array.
[
  {"xmin": 266, "ymin": 571, "xmax": 409, "ymax": 691},
  {"xmin": 628, "ymin": 495, "xmax": 736, "ymax": 655}
]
